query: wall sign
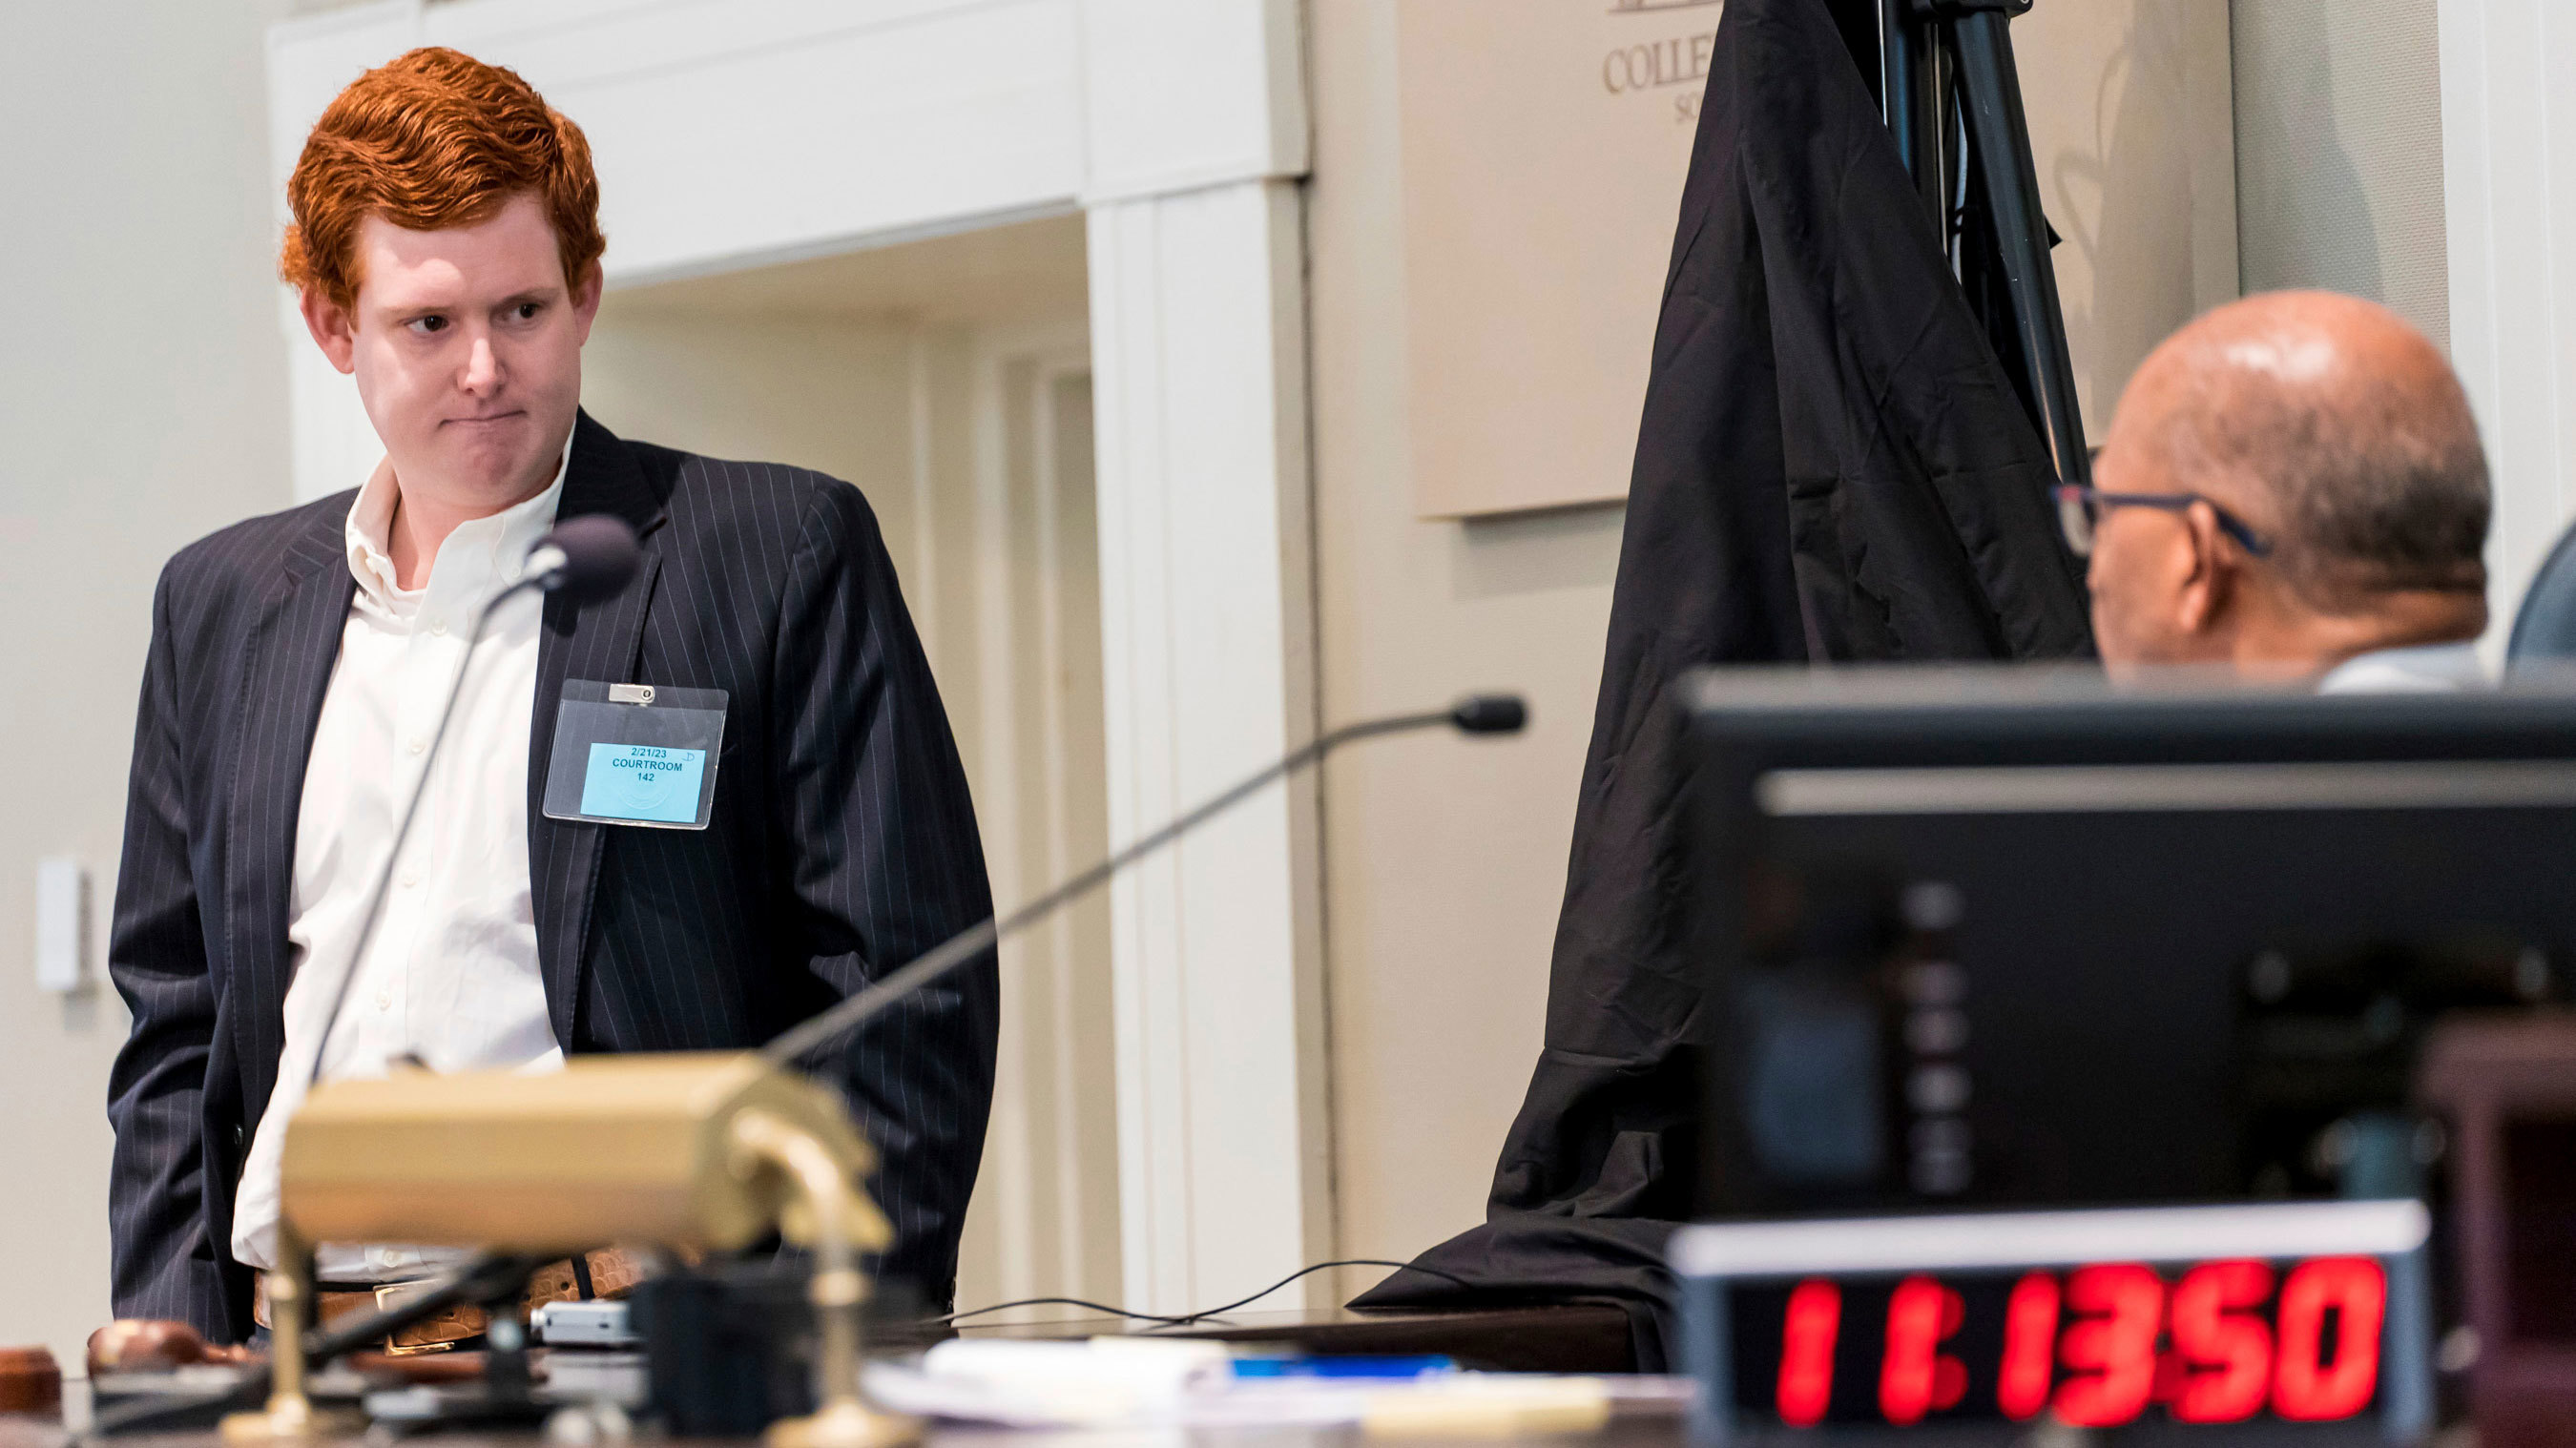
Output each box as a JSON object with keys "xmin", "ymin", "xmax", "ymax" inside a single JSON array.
[
  {"xmin": 1395, "ymin": 0, "xmax": 1715, "ymax": 518},
  {"xmin": 1393, "ymin": 0, "xmax": 2236, "ymax": 522}
]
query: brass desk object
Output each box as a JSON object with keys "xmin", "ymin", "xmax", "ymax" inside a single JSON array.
[{"xmin": 224, "ymin": 1052, "xmax": 912, "ymax": 1448}]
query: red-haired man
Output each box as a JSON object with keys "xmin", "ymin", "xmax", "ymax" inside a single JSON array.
[{"xmin": 105, "ymin": 49, "xmax": 995, "ymax": 1344}]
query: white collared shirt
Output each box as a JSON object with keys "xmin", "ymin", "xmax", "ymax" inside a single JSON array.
[
  {"xmin": 231, "ymin": 434, "xmax": 573, "ymax": 1280},
  {"xmin": 2316, "ymin": 641, "xmax": 2489, "ymax": 693}
]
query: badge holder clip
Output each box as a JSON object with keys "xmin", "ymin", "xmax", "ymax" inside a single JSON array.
[{"xmin": 542, "ymin": 680, "xmax": 728, "ymax": 830}]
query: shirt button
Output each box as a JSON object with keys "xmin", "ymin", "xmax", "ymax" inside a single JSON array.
[
  {"xmin": 408, "ymin": 737, "xmax": 427, "ymax": 756},
  {"xmin": 375, "ymin": 989, "xmax": 392, "ymax": 1011},
  {"xmin": 428, "ymin": 617, "xmax": 447, "ymax": 635},
  {"xmin": 400, "ymin": 873, "xmax": 420, "ymax": 889}
]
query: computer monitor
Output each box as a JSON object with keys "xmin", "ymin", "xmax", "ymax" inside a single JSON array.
[{"xmin": 1680, "ymin": 667, "xmax": 2576, "ymax": 1221}]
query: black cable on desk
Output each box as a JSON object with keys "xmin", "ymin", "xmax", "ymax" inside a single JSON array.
[
  {"xmin": 932, "ymin": 1257, "xmax": 1475, "ymax": 1330},
  {"xmin": 82, "ymin": 1254, "xmax": 1478, "ymax": 1436}
]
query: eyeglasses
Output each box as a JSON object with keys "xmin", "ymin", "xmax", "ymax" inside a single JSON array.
[{"xmin": 2053, "ymin": 484, "xmax": 2275, "ymax": 560}]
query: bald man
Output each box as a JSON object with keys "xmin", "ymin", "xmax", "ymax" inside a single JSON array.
[{"xmin": 2064, "ymin": 290, "xmax": 2491, "ymax": 689}]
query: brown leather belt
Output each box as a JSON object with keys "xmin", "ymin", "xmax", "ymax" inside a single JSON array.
[{"xmin": 252, "ymin": 1250, "xmax": 642, "ymax": 1354}]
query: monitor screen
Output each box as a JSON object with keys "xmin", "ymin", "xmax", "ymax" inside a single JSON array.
[{"xmin": 1680, "ymin": 671, "xmax": 2576, "ymax": 1220}]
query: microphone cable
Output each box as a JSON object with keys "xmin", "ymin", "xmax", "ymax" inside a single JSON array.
[
  {"xmin": 927, "ymin": 1257, "xmax": 1478, "ymax": 1330},
  {"xmin": 75, "ymin": 1254, "xmax": 1479, "ymax": 1439}
]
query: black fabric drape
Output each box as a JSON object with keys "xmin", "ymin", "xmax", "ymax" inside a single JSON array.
[{"xmin": 1354, "ymin": 0, "xmax": 2091, "ymax": 1361}]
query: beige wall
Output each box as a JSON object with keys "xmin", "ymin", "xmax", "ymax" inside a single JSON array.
[
  {"xmin": 580, "ymin": 270, "xmax": 1120, "ymax": 1320},
  {"xmin": 2231, "ymin": 0, "xmax": 2450, "ymax": 349},
  {"xmin": 580, "ymin": 313, "xmax": 924, "ymax": 548},
  {"xmin": 0, "ymin": 0, "xmax": 299, "ymax": 1368},
  {"xmin": 2019, "ymin": 0, "xmax": 2242, "ymax": 432},
  {"xmin": 1306, "ymin": 0, "xmax": 2241, "ymax": 1275},
  {"xmin": 1, "ymin": 0, "xmax": 2264, "ymax": 1355},
  {"xmin": 1307, "ymin": 0, "xmax": 1630, "ymax": 1285}
]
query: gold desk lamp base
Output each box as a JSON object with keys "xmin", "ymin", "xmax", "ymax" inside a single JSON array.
[
  {"xmin": 731, "ymin": 1110, "xmax": 921, "ymax": 1448},
  {"xmin": 218, "ymin": 1398, "xmax": 366, "ymax": 1444},
  {"xmin": 262, "ymin": 1054, "xmax": 915, "ymax": 1446},
  {"xmin": 765, "ymin": 1398, "xmax": 923, "ymax": 1448},
  {"xmin": 217, "ymin": 1252, "xmax": 363, "ymax": 1442}
]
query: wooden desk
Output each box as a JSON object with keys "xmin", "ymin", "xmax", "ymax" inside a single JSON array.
[
  {"xmin": 17, "ymin": 1305, "xmax": 1644, "ymax": 1446},
  {"xmin": 12, "ymin": 1426, "xmax": 1688, "ymax": 1448},
  {"xmin": 5, "ymin": 1391, "xmax": 1690, "ymax": 1448}
]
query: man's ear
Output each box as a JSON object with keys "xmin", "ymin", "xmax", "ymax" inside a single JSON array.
[
  {"xmin": 2171, "ymin": 499, "xmax": 2235, "ymax": 635},
  {"xmin": 299, "ymin": 288, "xmax": 359, "ymax": 376},
  {"xmin": 570, "ymin": 261, "xmax": 604, "ymax": 346}
]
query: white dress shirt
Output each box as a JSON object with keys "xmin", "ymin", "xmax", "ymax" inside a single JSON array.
[
  {"xmin": 231, "ymin": 436, "xmax": 571, "ymax": 1280},
  {"xmin": 2316, "ymin": 641, "xmax": 2488, "ymax": 693}
]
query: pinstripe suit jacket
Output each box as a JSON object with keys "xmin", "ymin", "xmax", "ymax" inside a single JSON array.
[{"xmin": 105, "ymin": 412, "xmax": 998, "ymax": 1341}]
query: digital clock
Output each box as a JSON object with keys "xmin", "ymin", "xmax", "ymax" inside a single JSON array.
[{"xmin": 1674, "ymin": 1201, "xmax": 2431, "ymax": 1442}]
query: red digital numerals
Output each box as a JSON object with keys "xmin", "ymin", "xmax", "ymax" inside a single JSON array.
[
  {"xmin": 2050, "ymin": 1257, "xmax": 2384, "ymax": 1426},
  {"xmin": 1776, "ymin": 1279, "xmax": 1842, "ymax": 1428},
  {"xmin": 1879, "ymin": 1276, "xmax": 1969, "ymax": 1424},
  {"xmin": 1995, "ymin": 1270, "xmax": 2060, "ymax": 1419},
  {"xmin": 2167, "ymin": 1259, "xmax": 2275, "ymax": 1421},
  {"xmin": 1773, "ymin": 1256, "xmax": 2385, "ymax": 1429},
  {"xmin": 2272, "ymin": 1258, "xmax": 2386, "ymax": 1420}
]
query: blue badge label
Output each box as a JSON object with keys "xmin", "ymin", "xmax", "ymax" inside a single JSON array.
[{"xmin": 579, "ymin": 743, "xmax": 706, "ymax": 824}]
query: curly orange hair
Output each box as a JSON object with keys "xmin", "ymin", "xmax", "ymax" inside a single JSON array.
[{"xmin": 281, "ymin": 47, "xmax": 605, "ymax": 310}]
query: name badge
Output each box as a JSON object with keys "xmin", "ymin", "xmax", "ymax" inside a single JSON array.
[{"xmin": 542, "ymin": 680, "xmax": 727, "ymax": 830}]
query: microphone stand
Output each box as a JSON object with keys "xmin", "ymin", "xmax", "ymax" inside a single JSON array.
[
  {"xmin": 763, "ymin": 695, "xmax": 1526, "ymax": 1068},
  {"xmin": 224, "ymin": 546, "xmax": 571, "ymax": 1440},
  {"xmin": 293, "ymin": 541, "xmax": 574, "ymax": 1099},
  {"xmin": 227, "ymin": 640, "xmax": 1509, "ymax": 1438},
  {"xmin": 1870, "ymin": 0, "xmax": 2091, "ymax": 491},
  {"xmin": 238, "ymin": 524, "xmax": 634, "ymax": 1434}
]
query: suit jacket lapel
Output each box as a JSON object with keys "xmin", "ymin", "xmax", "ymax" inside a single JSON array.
[
  {"xmin": 227, "ymin": 506, "xmax": 357, "ymax": 1136},
  {"xmin": 529, "ymin": 410, "xmax": 668, "ymax": 1048}
]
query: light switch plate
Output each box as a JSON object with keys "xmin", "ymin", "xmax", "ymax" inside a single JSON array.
[{"xmin": 35, "ymin": 857, "xmax": 89, "ymax": 993}]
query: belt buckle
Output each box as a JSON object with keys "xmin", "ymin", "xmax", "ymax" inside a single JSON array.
[{"xmin": 373, "ymin": 1280, "xmax": 455, "ymax": 1356}]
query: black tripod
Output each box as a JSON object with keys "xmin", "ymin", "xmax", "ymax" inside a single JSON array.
[{"xmin": 1827, "ymin": 0, "xmax": 2091, "ymax": 491}]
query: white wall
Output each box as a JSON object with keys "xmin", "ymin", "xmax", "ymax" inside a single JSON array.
[
  {"xmin": 2436, "ymin": 0, "xmax": 2576, "ymax": 647},
  {"xmin": 0, "ymin": 18, "xmax": 1114, "ymax": 1356},
  {"xmin": 0, "ymin": 0, "xmax": 299, "ymax": 1371}
]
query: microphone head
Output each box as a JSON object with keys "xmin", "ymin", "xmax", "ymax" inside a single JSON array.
[
  {"xmin": 528, "ymin": 515, "xmax": 641, "ymax": 605},
  {"xmin": 1449, "ymin": 693, "xmax": 1527, "ymax": 735}
]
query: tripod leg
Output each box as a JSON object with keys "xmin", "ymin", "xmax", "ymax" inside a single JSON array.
[
  {"xmin": 1949, "ymin": 9, "xmax": 2092, "ymax": 489},
  {"xmin": 1880, "ymin": 0, "xmax": 1945, "ymax": 229}
]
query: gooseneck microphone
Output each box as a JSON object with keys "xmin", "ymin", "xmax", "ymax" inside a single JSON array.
[
  {"xmin": 295, "ymin": 515, "xmax": 642, "ymax": 1099},
  {"xmin": 520, "ymin": 513, "xmax": 642, "ymax": 606},
  {"xmin": 761, "ymin": 693, "xmax": 1529, "ymax": 1069}
]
